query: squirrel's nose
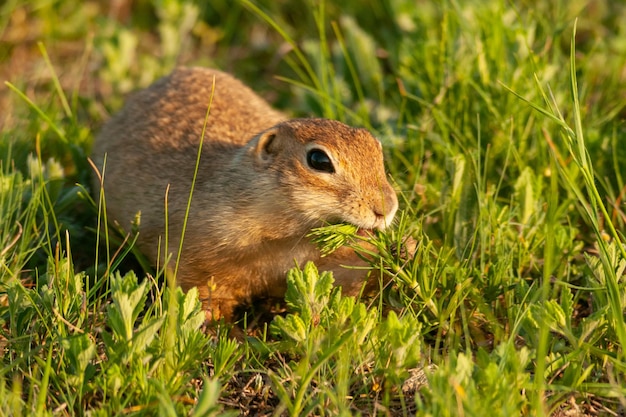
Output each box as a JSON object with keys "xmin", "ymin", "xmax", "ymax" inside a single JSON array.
[{"xmin": 372, "ymin": 185, "xmax": 399, "ymax": 230}]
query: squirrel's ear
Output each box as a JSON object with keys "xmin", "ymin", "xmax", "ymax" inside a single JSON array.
[{"xmin": 254, "ymin": 128, "xmax": 280, "ymax": 166}]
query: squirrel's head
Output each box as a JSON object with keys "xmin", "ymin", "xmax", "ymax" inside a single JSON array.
[{"xmin": 250, "ymin": 118, "xmax": 398, "ymax": 231}]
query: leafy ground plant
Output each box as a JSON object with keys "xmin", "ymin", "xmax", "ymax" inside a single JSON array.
[{"xmin": 2, "ymin": 0, "xmax": 626, "ymax": 415}]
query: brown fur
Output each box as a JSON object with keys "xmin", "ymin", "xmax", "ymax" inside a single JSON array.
[{"xmin": 92, "ymin": 67, "xmax": 399, "ymax": 321}]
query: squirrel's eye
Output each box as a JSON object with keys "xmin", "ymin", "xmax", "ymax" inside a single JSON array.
[{"xmin": 306, "ymin": 149, "xmax": 335, "ymax": 173}]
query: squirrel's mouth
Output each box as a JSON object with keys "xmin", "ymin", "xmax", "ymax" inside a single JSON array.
[{"xmin": 355, "ymin": 228, "xmax": 375, "ymax": 238}]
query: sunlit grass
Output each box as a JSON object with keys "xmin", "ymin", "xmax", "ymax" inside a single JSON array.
[{"xmin": 2, "ymin": 0, "xmax": 626, "ymax": 415}]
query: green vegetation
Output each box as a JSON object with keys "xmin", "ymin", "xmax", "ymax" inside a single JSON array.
[{"xmin": 2, "ymin": 0, "xmax": 626, "ymax": 414}]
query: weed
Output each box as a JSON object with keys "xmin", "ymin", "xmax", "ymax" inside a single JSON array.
[{"xmin": 2, "ymin": 0, "xmax": 626, "ymax": 415}]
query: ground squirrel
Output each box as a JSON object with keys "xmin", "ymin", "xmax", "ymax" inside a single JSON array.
[{"xmin": 92, "ymin": 67, "xmax": 400, "ymax": 321}]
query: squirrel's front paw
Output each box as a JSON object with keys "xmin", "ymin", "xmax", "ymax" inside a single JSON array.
[{"xmin": 390, "ymin": 236, "xmax": 417, "ymax": 260}]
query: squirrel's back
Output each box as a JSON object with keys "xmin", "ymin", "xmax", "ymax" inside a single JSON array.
[{"xmin": 91, "ymin": 68, "xmax": 287, "ymax": 244}]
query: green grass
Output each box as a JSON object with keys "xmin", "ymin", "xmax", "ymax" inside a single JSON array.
[{"xmin": 2, "ymin": 0, "xmax": 626, "ymax": 415}]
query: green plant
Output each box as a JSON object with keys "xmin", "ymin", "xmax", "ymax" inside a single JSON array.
[{"xmin": 2, "ymin": 0, "xmax": 626, "ymax": 414}]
